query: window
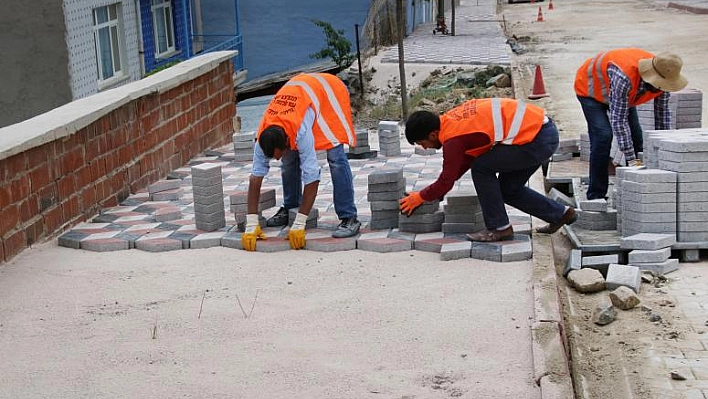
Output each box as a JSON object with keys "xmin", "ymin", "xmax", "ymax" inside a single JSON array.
[
  {"xmin": 152, "ymin": 0, "xmax": 176, "ymax": 57},
  {"xmin": 93, "ymin": 4, "xmax": 124, "ymax": 82}
]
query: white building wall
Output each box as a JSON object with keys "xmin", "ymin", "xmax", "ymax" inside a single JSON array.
[{"xmin": 64, "ymin": 0, "xmax": 142, "ymax": 99}]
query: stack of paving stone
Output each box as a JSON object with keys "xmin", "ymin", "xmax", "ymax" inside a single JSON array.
[
  {"xmin": 622, "ymin": 233, "xmax": 678, "ymax": 276},
  {"xmin": 441, "ymin": 192, "xmax": 485, "ymax": 235},
  {"xmin": 572, "ymin": 178, "xmax": 617, "ymax": 231},
  {"xmin": 579, "ymin": 133, "xmax": 591, "ymax": 161},
  {"xmin": 348, "ymin": 128, "xmax": 377, "ymax": 159},
  {"xmin": 398, "ymin": 199, "xmax": 443, "ymax": 234},
  {"xmin": 229, "ymin": 189, "xmax": 274, "ymax": 231},
  {"xmin": 288, "ymin": 207, "xmax": 318, "ymax": 229},
  {"xmin": 563, "ymin": 249, "xmax": 619, "ymax": 278},
  {"xmin": 148, "ymin": 179, "xmax": 184, "ymax": 201},
  {"xmin": 551, "ymin": 138, "xmax": 579, "ymax": 161},
  {"xmin": 637, "ymin": 88, "xmax": 702, "ymax": 131},
  {"xmin": 232, "ymin": 131, "xmax": 255, "ymax": 162},
  {"xmin": 378, "ymin": 120, "xmax": 401, "ymax": 157},
  {"xmin": 653, "ymin": 134, "xmax": 708, "ymax": 243},
  {"xmin": 619, "ymin": 169, "xmax": 677, "ymax": 237},
  {"xmin": 414, "ymin": 146, "xmax": 437, "ymax": 156},
  {"xmin": 613, "ymin": 165, "xmax": 643, "ymax": 234},
  {"xmin": 368, "ymin": 168, "xmax": 405, "ymax": 229},
  {"xmin": 191, "ymin": 163, "xmax": 226, "ymax": 232}
]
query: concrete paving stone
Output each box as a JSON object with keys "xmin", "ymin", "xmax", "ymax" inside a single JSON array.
[
  {"xmin": 679, "ymin": 248, "xmax": 701, "ymax": 262},
  {"xmin": 192, "ymin": 191, "xmax": 224, "ymax": 206},
  {"xmin": 357, "ymin": 237, "xmax": 412, "ymax": 253},
  {"xmin": 193, "ymin": 201, "xmax": 225, "ymax": 215},
  {"xmin": 368, "ymin": 180, "xmax": 406, "ymax": 193},
  {"xmin": 659, "ymin": 138, "xmax": 708, "ymax": 153},
  {"xmin": 623, "ymin": 181, "xmax": 676, "ymax": 194},
  {"xmin": 660, "ymin": 159, "xmax": 708, "ymax": 173},
  {"xmin": 441, "ymin": 222, "xmax": 485, "ymax": 234},
  {"xmin": 147, "ymin": 179, "xmax": 182, "ymax": 194},
  {"xmin": 579, "ymin": 199, "xmax": 608, "ymax": 212},
  {"xmin": 168, "ymin": 232, "xmax": 197, "ymax": 249},
  {"xmin": 658, "ymin": 149, "xmax": 708, "ymax": 163},
  {"xmin": 135, "ymin": 236, "xmax": 184, "ymax": 252},
  {"xmin": 154, "ymin": 206, "xmax": 182, "ymax": 222},
  {"xmin": 622, "ymin": 210, "xmax": 676, "ymax": 223},
  {"xmin": 415, "ymin": 236, "xmax": 465, "ymax": 253},
  {"xmin": 114, "ymin": 232, "xmax": 141, "ymax": 248},
  {"xmin": 629, "ymin": 258, "xmax": 680, "ymax": 275},
  {"xmin": 367, "ymin": 189, "xmax": 405, "ymax": 201},
  {"xmin": 398, "ymin": 222, "xmax": 442, "ymax": 234},
  {"xmin": 470, "ymin": 241, "xmax": 501, "ymax": 262},
  {"xmin": 369, "ymin": 200, "xmax": 400, "ymax": 211},
  {"xmin": 303, "ymin": 229, "xmax": 333, "ymax": 240},
  {"xmin": 548, "ymin": 187, "xmax": 576, "ymax": 207},
  {"xmin": 563, "ymin": 249, "xmax": 582, "ymax": 277},
  {"xmin": 80, "ymin": 237, "xmax": 130, "ymax": 252},
  {"xmin": 371, "ymin": 209, "xmax": 401, "ymax": 219},
  {"xmin": 679, "ymin": 202, "xmax": 708, "ymax": 212},
  {"xmin": 220, "ymin": 231, "xmax": 244, "ymax": 250},
  {"xmin": 194, "ymin": 209, "xmax": 226, "ymax": 224},
  {"xmin": 409, "ymin": 201, "xmax": 441, "ymax": 215},
  {"xmin": 306, "ymin": 236, "xmax": 358, "ymax": 252},
  {"xmin": 190, "ymin": 163, "xmax": 222, "ymax": 179},
  {"xmin": 624, "ymin": 169, "xmax": 678, "ymax": 183},
  {"xmin": 57, "ymin": 231, "xmax": 89, "ymax": 249},
  {"xmin": 500, "ymin": 237, "xmax": 533, "ymax": 262},
  {"xmin": 151, "ymin": 188, "xmax": 185, "ymax": 201},
  {"xmin": 622, "ymin": 191, "xmax": 676, "ymax": 204},
  {"xmin": 123, "ymin": 223, "xmax": 164, "ymax": 235},
  {"xmin": 606, "ymin": 263, "xmax": 642, "ymax": 293},
  {"xmin": 678, "ymin": 191, "xmax": 708, "ymax": 202},
  {"xmin": 620, "ymin": 201, "xmax": 676, "ymax": 214},
  {"xmin": 551, "ymin": 153, "xmax": 572, "ymax": 162},
  {"xmin": 676, "ymin": 171, "xmax": 708, "ymax": 182},
  {"xmin": 399, "ymin": 210, "xmax": 445, "ymax": 224},
  {"xmin": 678, "ymin": 220, "xmax": 708, "ymax": 231},
  {"xmin": 91, "ymin": 213, "xmax": 120, "ymax": 223},
  {"xmin": 415, "ymin": 147, "xmax": 438, "ymax": 156},
  {"xmin": 71, "ymin": 222, "xmax": 119, "ymax": 233},
  {"xmin": 288, "ymin": 207, "xmax": 319, "ymax": 224},
  {"xmin": 628, "ymin": 247, "xmax": 672, "ymax": 263},
  {"xmin": 445, "ymin": 192, "xmax": 479, "ymax": 207},
  {"xmin": 190, "ymin": 232, "xmax": 227, "ymax": 249},
  {"xmin": 195, "ymin": 219, "xmax": 226, "ymax": 232},
  {"xmin": 357, "ymin": 230, "xmax": 391, "ymax": 240},
  {"xmin": 188, "ymin": 174, "xmax": 223, "ymax": 187},
  {"xmin": 622, "ymin": 220, "xmax": 676, "ymax": 234},
  {"xmin": 387, "ymin": 229, "xmax": 417, "ymax": 241},
  {"xmin": 676, "ymin": 181, "xmax": 708, "ymax": 193},
  {"xmin": 582, "ymin": 254, "xmax": 620, "ymax": 272},
  {"xmin": 256, "ymin": 237, "xmax": 292, "ymax": 253},
  {"xmin": 678, "ymin": 231, "xmax": 708, "ymax": 242},
  {"xmin": 367, "ymin": 168, "xmax": 403, "ymax": 184},
  {"xmin": 440, "ymin": 241, "xmax": 473, "ymax": 261},
  {"xmin": 192, "ymin": 183, "xmax": 224, "ymax": 197}
]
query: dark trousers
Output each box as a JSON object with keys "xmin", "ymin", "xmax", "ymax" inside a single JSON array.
[
  {"xmin": 577, "ymin": 96, "xmax": 643, "ymax": 200},
  {"xmin": 470, "ymin": 119, "xmax": 566, "ymax": 230}
]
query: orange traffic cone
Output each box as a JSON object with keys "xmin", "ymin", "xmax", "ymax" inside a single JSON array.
[
  {"xmin": 549, "ymin": 0, "xmax": 554, "ymax": 10},
  {"xmin": 536, "ymin": 6, "xmax": 545, "ymax": 22},
  {"xmin": 528, "ymin": 65, "xmax": 550, "ymax": 99}
]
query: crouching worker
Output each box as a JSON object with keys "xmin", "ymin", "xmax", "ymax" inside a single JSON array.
[
  {"xmin": 242, "ymin": 73, "xmax": 361, "ymax": 251},
  {"xmin": 399, "ymin": 98, "xmax": 577, "ymax": 242}
]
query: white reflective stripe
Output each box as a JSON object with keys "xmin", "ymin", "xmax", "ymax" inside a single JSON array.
[
  {"xmin": 311, "ymin": 73, "xmax": 355, "ymax": 145},
  {"xmin": 491, "ymin": 98, "xmax": 504, "ymax": 142},
  {"xmin": 502, "ymin": 100, "xmax": 527, "ymax": 144},
  {"xmin": 284, "ymin": 80, "xmax": 340, "ymax": 146},
  {"xmin": 586, "ymin": 52, "xmax": 609, "ymax": 103}
]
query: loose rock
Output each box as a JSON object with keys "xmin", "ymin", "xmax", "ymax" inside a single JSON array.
[{"xmin": 609, "ymin": 286, "xmax": 641, "ymax": 310}]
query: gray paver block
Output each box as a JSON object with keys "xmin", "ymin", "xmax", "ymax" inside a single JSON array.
[
  {"xmin": 256, "ymin": 238, "xmax": 292, "ymax": 252},
  {"xmin": 221, "ymin": 232, "xmax": 244, "ymax": 250},
  {"xmin": 306, "ymin": 236, "xmax": 357, "ymax": 252},
  {"xmin": 151, "ymin": 188, "xmax": 185, "ymax": 201},
  {"xmin": 629, "ymin": 258, "xmax": 679, "ymax": 275},
  {"xmin": 80, "ymin": 238, "xmax": 130, "ymax": 252},
  {"xmin": 135, "ymin": 237, "xmax": 183, "ymax": 252},
  {"xmin": 369, "ymin": 200, "xmax": 400, "ymax": 211},
  {"xmin": 148, "ymin": 179, "xmax": 182, "ymax": 194},
  {"xmin": 367, "ymin": 189, "xmax": 405, "ymax": 201},
  {"xmin": 471, "ymin": 242, "xmax": 501, "ymax": 262},
  {"xmin": 622, "ymin": 181, "xmax": 676, "ymax": 194},
  {"xmin": 440, "ymin": 241, "xmax": 472, "ymax": 261},
  {"xmin": 58, "ymin": 231, "xmax": 88, "ymax": 249},
  {"xmin": 195, "ymin": 219, "xmax": 226, "ymax": 232},
  {"xmin": 367, "ymin": 168, "xmax": 403, "ymax": 184},
  {"xmin": 624, "ymin": 168, "xmax": 677, "ymax": 183},
  {"xmin": 190, "ymin": 163, "xmax": 222, "ymax": 179},
  {"xmin": 606, "ymin": 264, "xmax": 642, "ymax": 293},
  {"xmin": 357, "ymin": 237, "xmax": 412, "ymax": 253},
  {"xmin": 190, "ymin": 232, "xmax": 226, "ymax": 249},
  {"xmin": 579, "ymin": 199, "xmax": 608, "ymax": 212},
  {"xmin": 500, "ymin": 237, "xmax": 533, "ymax": 262},
  {"xmin": 582, "ymin": 254, "xmax": 620, "ymax": 268},
  {"xmin": 563, "ymin": 249, "xmax": 582, "ymax": 277},
  {"xmin": 548, "ymin": 187, "xmax": 575, "ymax": 207},
  {"xmin": 628, "ymin": 247, "xmax": 672, "ymax": 263},
  {"xmin": 620, "ymin": 233, "xmax": 677, "ymax": 250}
]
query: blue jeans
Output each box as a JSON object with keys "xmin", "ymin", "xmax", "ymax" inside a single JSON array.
[
  {"xmin": 280, "ymin": 144, "xmax": 357, "ymax": 220},
  {"xmin": 577, "ymin": 96, "xmax": 643, "ymax": 200},
  {"xmin": 470, "ymin": 119, "xmax": 566, "ymax": 230}
]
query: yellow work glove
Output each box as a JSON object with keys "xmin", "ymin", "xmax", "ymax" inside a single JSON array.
[
  {"xmin": 286, "ymin": 212, "xmax": 308, "ymax": 250},
  {"xmin": 241, "ymin": 214, "xmax": 266, "ymax": 251},
  {"xmin": 399, "ymin": 191, "xmax": 425, "ymax": 216},
  {"xmin": 628, "ymin": 159, "xmax": 643, "ymax": 167}
]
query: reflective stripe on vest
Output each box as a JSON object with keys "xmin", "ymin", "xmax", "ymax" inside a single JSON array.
[
  {"xmin": 311, "ymin": 73, "xmax": 356, "ymax": 145},
  {"xmin": 586, "ymin": 51, "xmax": 609, "ymax": 102},
  {"xmin": 491, "ymin": 98, "xmax": 528, "ymax": 144},
  {"xmin": 284, "ymin": 80, "xmax": 341, "ymax": 147}
]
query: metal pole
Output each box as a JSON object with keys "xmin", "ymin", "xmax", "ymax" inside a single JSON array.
[{"xmin": 355, "ymin": 24, "xmax": 364, "ymax": 99}]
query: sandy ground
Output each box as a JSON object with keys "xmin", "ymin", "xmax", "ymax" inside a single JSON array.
[{"xmin": 0, "ymin": 241, "xmax": 541, "ymax": 398}]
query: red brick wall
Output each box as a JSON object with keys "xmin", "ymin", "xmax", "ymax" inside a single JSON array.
[{"xmin": 0, "ymin": 60, "xmax": 235, "ymax": 262}]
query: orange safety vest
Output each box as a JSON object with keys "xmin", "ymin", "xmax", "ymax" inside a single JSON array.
[
  {"xmin": 257, "ymin": 73, "xmax": 356, "ymax": 151},
  {"xmin": 438, "ymin": 98, "xmax": 546, "ymax": 157},
  {"xmin": 574, "ymin": 48, "xmax": 662, "ymax": 107}
]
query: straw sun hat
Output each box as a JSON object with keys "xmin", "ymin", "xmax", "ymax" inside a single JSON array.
[{"xmin": 638, "ymin": 52, "xmax": 688, "ymax": 92}]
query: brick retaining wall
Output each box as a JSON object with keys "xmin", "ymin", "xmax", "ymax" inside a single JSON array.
[{"xmin": 0, "ymin": 51, "xmax": 237, "ymax": 262}]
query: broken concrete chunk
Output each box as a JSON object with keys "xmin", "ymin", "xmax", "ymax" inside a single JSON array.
[
  {"xmin": 609, "ymin": 286, "xmax": 641, "ymax": 310},
  {"xmin": 592, "ymin": 302, "xmax": 617, "ymax": 326},
  {"xmin": 567, "ymin": 268, "xmax": 605, "ymax": 293}
]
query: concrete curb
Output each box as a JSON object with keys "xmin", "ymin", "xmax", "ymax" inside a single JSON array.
[
  {"xmin": 510, "ymin": 54, "xmax": 576, "ymax": 399},
  {"xmin": 667, "ymin": 1, "xmax": 708, "ymax": 14}
]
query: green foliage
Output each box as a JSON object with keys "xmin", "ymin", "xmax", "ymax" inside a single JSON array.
[
  {"xmin": 309, "ymin": 19, "xmax": 356, "ymax": 70},
  {"xmin": 145, "ymin": 61, "xmax": 181, "ymax": 76}
]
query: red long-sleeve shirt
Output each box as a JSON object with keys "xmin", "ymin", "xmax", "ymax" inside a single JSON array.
[{"xmin": 419, "ymin": 132, "xmax": 490, "ymax": 201}]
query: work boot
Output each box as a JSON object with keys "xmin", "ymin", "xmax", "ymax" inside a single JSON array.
[
  {"xmin": 536, "ymin": 207, "xmax": 578, "ymax": 234},
  {"xmin": 332, "ymin": 217, "xmax": 361, "ymax": 238},
  {"xmin": 466, "ymin": 226, "xmax": 514, "ymax": 242},
  {"xmin": 266, "ymin": 207, "xmax": 289, "ymax": 227}
]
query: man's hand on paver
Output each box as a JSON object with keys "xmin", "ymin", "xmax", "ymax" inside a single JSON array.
[
  {"xmin": 628, "ymin": 159, "xmax": 643, "ymax": 167},
  {"xmin": 287, "ymin": 212, "xmax": 307, "ymax": 250},
  {"xmin": 242, "ymin": 214, "xmax": 266, "ymax": 251},
  {"xmin": 399, "ymin": 191, "xmax": 424, "ymax": 216}
]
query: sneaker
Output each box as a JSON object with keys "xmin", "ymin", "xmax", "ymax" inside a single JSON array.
[
  {"xmin": 266, "ymin": 207, "xmax": 289, "ymax": 227},
  {"xmin": 332, "ymin": 217, "xmax": 361, "ymax": 238}
]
